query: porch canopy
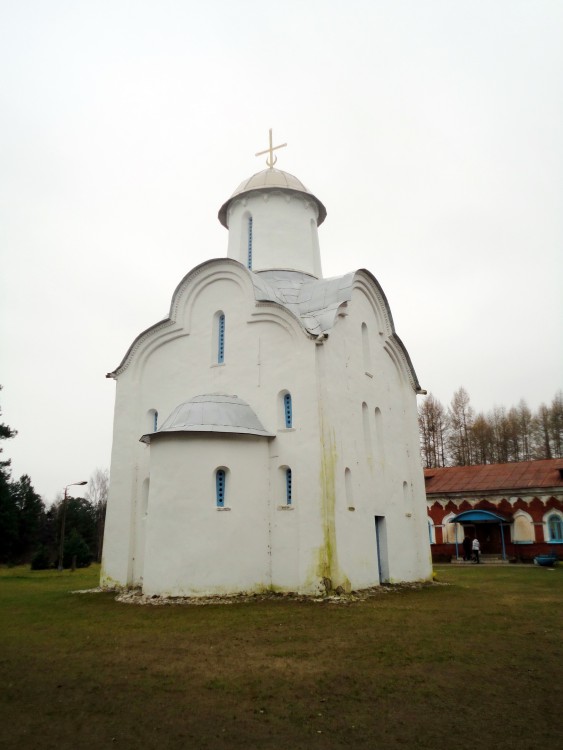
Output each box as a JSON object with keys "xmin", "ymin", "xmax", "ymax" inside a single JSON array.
[{"xmin": 449, "ymin": 509, "xmax": 512, "ymax": 560}]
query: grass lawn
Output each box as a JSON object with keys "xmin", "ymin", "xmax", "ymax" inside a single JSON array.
[{"xmin": 0, "ymin": 564, "xmax": 561, "ymax": 750}]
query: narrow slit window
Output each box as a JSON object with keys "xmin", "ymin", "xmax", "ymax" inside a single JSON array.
[
  {"xmin": 284, "ymin": 393, "xmax": 292, "ymax": 428},
  {"xmin": 218, "ymin": 314, "xmax": 225, "ymax": 364},
  {"xmin": 247, "ymin": 216, "xmax": 253, "ymax": 269},
  {"xmin": 286, "ymin": 468, "xmax": 292, "ymax": 505},
  {"xmin": 147, "ymin": 409, "xmax": 158, "ymax": 434},
  {"xmin": 216, "ymin": 469, "xmax": 226, "ymax": 507}
]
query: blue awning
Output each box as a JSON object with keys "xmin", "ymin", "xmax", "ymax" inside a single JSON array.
[{"xmin": 449, "ymin": 510, "xmax": 510, "ymax": 524}]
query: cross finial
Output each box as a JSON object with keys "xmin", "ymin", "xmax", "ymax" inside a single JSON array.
[{"xmin": 255, "ymin": 128, "xmax": 287, "ymax": 169}]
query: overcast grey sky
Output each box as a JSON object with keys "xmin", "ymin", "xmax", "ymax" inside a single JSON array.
[{"xmin": 1, "ymin": 0, "xmax": 562, "ymax": 502}]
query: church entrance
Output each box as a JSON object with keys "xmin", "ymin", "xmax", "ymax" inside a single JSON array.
[
  {"xmin": 374, "ymin": 516, "xmax": 389, "ymax": 584},
  {"xmin": 474, "ymin": 524, "xmax": 505, "ymax": 555},
  {"xmin": 449, "ymin": 510, "xmax": 511, "ymax": 560}
]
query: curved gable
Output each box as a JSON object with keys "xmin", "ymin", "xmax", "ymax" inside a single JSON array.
[
  {"xmin": 106, "ymin": 261, "xmax": 422, "ymax": 393},
  {"xmin": 106, "ymin": 259, "xmax": 310, "ymax": 378},
  {"xmin": 352, "ymin": 270, "xmax": 422, "ymax": 393},
  {"xmin": 106, "ymin": 259, "xmax": 253, "ymax": 378}
]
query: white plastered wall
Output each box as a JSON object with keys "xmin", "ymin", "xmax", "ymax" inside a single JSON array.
[
  {"xmin": 313, "ymin": 282, "xmax": 432, "ymax": 587},
  {"xmin": 102, "ymin": 259, "xmax": 431, "ymax": 593},
  {"xmin": 102, "ymin": 260, "xmax": 328, "ymax": 593},
  {"xmin": 226, "ymin": 191, "xmax": 323, "ymax": 278},
  {"xmin": 143, "ymin": 433, "xmax": 271, "ymax": 597}
]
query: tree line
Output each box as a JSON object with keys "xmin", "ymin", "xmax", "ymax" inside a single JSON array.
[
  {"xmin": 419, "ymin": 387, "xmax": 563, "ymax": 468},
  {"xmin": 0, "ymin": 391, "xmax": 108, "ymax": 568}
]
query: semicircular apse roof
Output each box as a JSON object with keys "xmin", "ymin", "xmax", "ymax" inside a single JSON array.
[{"xmin": 140, "ymin": 394, "xmax": 274, "ymax": 443}]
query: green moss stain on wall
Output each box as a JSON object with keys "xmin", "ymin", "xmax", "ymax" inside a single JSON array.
[
  {"xmin": 318, "ymin": 423, "xmax": 337, "ymax": 583},
  {"xmin": 309, "ymin": 343, "xmax": 353, "ymax": 594},
  {"xmin": 314, "ymin": 409, "xmax": 351, "ymax": 593},
  {"xmin": 99, "ymin": 568, "xmax": 125, "ymax": 590}
]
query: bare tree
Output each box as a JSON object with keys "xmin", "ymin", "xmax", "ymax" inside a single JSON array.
[
  {"xmin": 506, "ymin": 407, "xmax": 522, "ymax": 462},
  {"xmin": 534, "ymin": 403, "xmax": 552, "ymax": 459},
  {"xmin": 550, "ymin": 390, "xmax": 563, "ymax": 458},
  {"xmin": 418, "ymin": 393, "xmax": 448, "ymax": 468},
  {"xmin": 419, "ymin": 388, "xmax": 563, "ymax": 466},
  {"xmin": 85, "ymin": 468, "xmax": 109, "ymax": 563},
  {"xmin": 489, "ymin": 406, "xmax": 511, "ymax": 463},
  {"xmin": 447, "ymin": 387, "xmax": 474, "ymax": 466},
  {"xmin": 471, "ymin": 413, "xmax": 494, "ymax": 464},
  {"xmin": 516, "ymin": 399, "xmax": 533, "ymax": 461}
]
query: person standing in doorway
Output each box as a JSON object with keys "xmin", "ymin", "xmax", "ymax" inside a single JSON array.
[
  {"xmin": 472, "ymin": 537, "xmax": 481, "ymax": 564},
  {"xmin": 463, "ymin": 535, "xmax": 472, "ymax": 561}
]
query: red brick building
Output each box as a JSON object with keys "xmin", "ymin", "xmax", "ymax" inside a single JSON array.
[{"xmin": 425, "ymin": 459, "xmax": 563, "ymax": 562}]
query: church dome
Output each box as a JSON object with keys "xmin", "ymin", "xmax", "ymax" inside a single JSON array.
[
  {"xmin": 218, "ymin": 168, "xmax": 327, "ymax": 228},
  {"xmin": 140, "ymin": 394, "xmax": 274, "ymax": 443}
]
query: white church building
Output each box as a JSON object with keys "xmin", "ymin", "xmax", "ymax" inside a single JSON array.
[{"xmin": 101, "ymin": 137, "xmax": 432, "ymax": 596}]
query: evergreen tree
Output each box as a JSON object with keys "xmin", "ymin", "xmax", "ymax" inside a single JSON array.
[
  {"xmin": 52, "ymin": 495, "xmax": 97, "ymax": 567},
  {"xmin": 0, "ymin": 387, "xmax": 18, "ymax": 563},
  {"xmin": 63, "ymin": 528, "xmax": 92, "ymax": 569},
  {"xmin": 11, "ymin": 474, "xmax": 45, "ymax": 562}
]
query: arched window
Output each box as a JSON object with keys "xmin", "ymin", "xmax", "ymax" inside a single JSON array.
[
  {"xmin": 512, "ymin": 510, "xmax": 534, "ymax": 543},
  {"xmin": 428, "ymin": 518, "xmax": 435, "ymax": 544},
  {"xmin": 216, "ymin": 469, "xmax": 226, "ymax": 507},
  {"xmin": 278, "ymin": 391, "xmax": 294, "ymax": 430},
  {"xmin": 547, "ymin": 513, "xmax": 563, "ymax": 541},
  {"xmin": 345, "ymin": 467, "xmax": 354, "ymax": 509},
  {"xmin": 247, "ymin": 216, "xmax": 253, "ymax": 269},
  {"xmin": 374, "ymin": 407, "xmax": 383, "ymax": 453},
  {"xmin": 283, "ymin": 393, "xmax": 292, "ymax": 428},
  {"xmin": 212, "ymin": 311, "xmax": 226, "ymax": 365},
  {"xmin": 362, "ymin": 402, "xmax": 372, "ymax": 455},
  {"xmin": 218, "ymin": 314, "xmax": 225, "ymax": 363},
  {"xmin": 361, "ymin": 322, "xmax": 372, "ymax": 373},
  {"xmin": 285, "ymin": 468, "xmax": 292, "ymax": 505},
  {"xmin": 442, "ymin": 512, "xmax": 463, "ymax": 544},
  {"xmin": 147, "ymin": 409, "xmax": 158, "ymax": 433}
]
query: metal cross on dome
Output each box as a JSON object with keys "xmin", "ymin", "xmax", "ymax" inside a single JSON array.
[{"xmin": 255, "ymin": 129, "xmax": 287, "ymax": 168}]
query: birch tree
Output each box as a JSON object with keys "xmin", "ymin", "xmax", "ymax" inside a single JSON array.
[{"xmin": 85, "ymin": 468, "xmax": 109, "ymax": 563}]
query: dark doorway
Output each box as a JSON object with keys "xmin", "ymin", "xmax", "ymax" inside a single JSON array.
[
  {"xmin": 475, "ymin": 524, "xmax": 504, "ymax": 555},
  {"xmin": 374, "ymin": 516, "xmax": 389, "ymax": 584}
]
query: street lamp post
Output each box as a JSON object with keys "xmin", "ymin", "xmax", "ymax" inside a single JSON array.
[{"xmin": 58, "ymin": 480, "xmax": 88, "ymax": 571}]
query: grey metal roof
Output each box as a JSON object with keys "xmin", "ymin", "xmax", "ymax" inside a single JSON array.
[
  {"xmin": 218, "ymin": 168, "xmax": 327, "ymax": 228},
  {"xmin": 140, "ymin": 394, "xmax": 274, "ymax": 444},
  {"xmin": 252, "ymin": 269, "xmax": 356, "ymax": 336}
]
